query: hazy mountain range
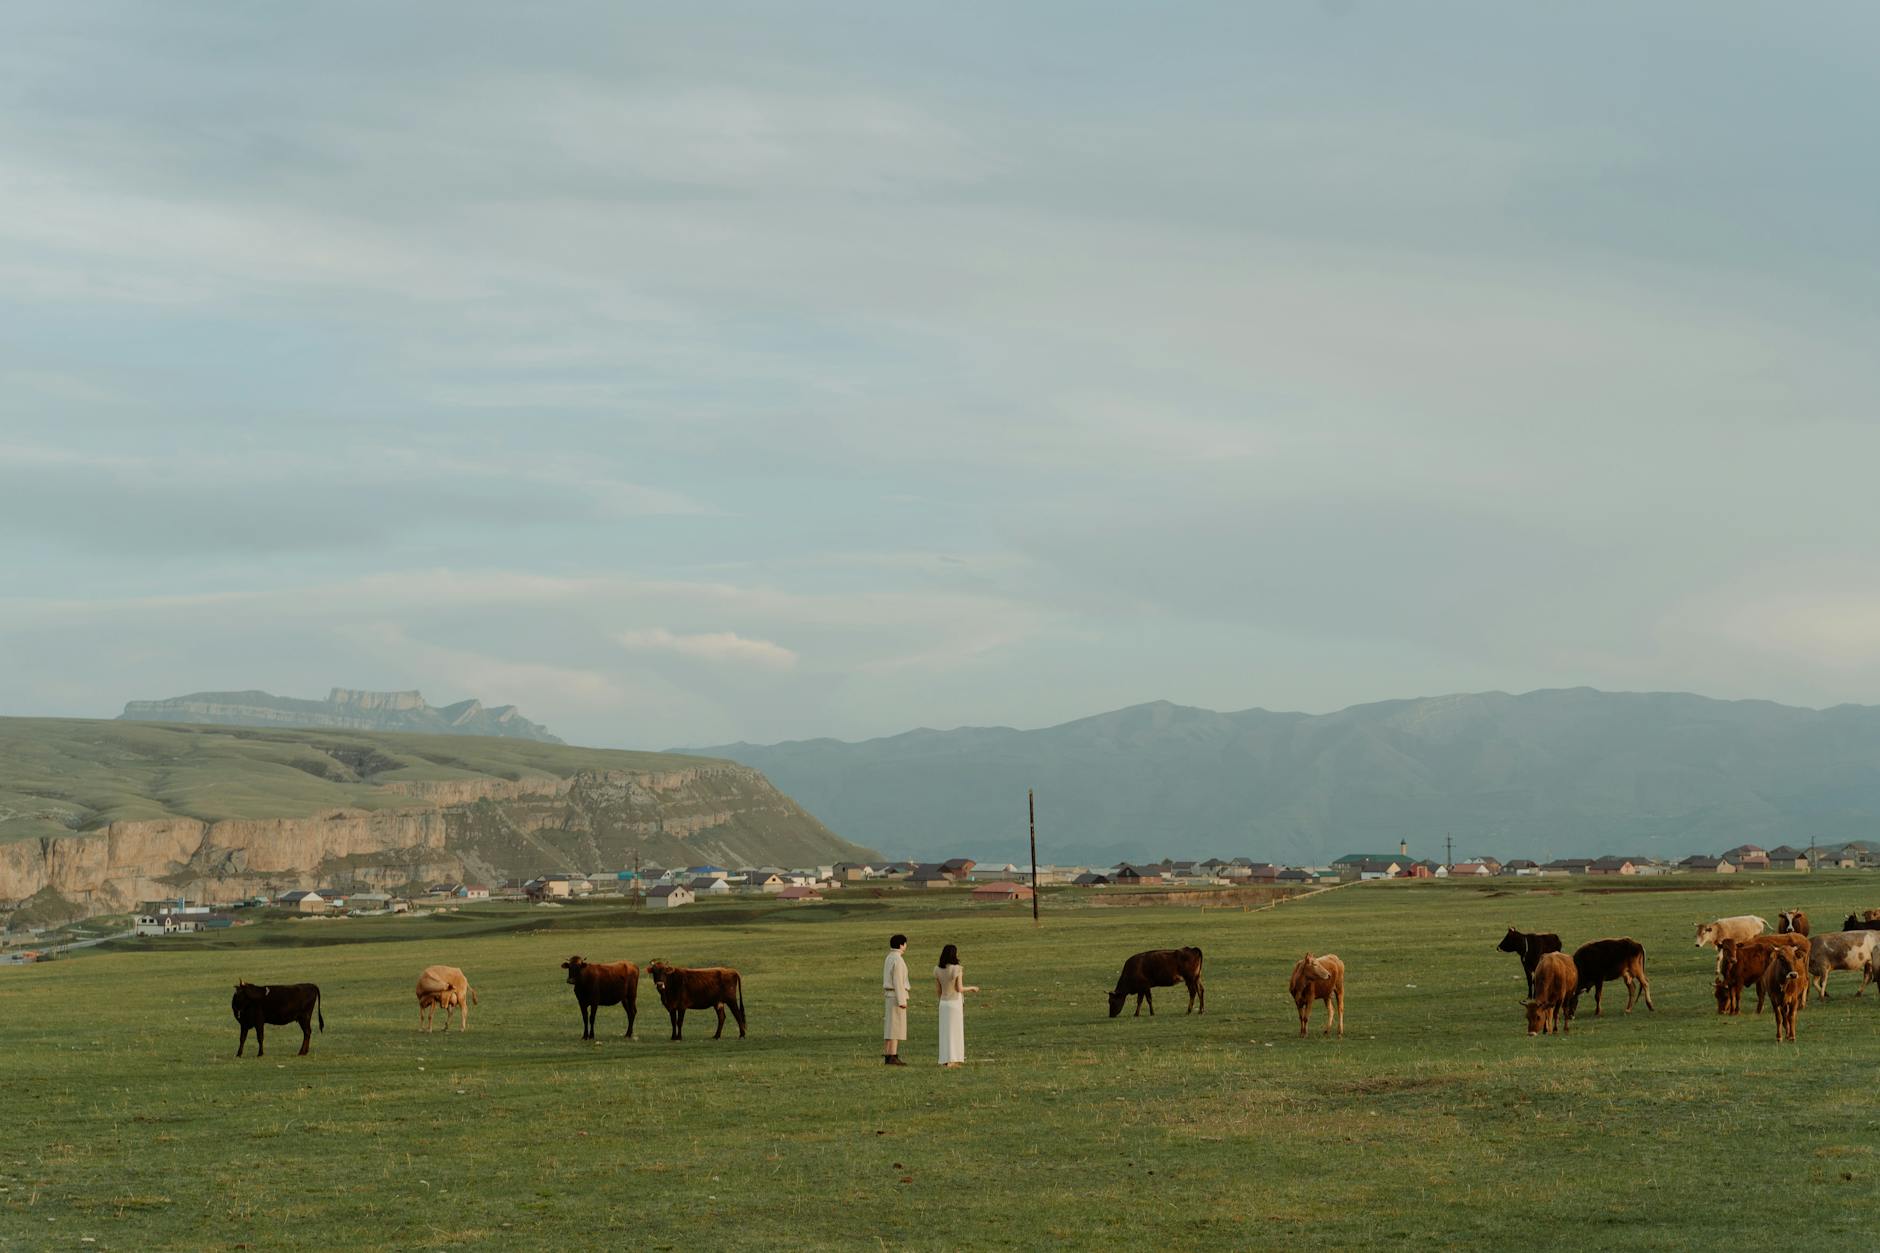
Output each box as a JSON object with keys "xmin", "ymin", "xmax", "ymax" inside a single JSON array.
[
  {"xmin": 120, "ymin": 688, "xmax": 562, "ymax": 743},
  {"xmin": 688, "ymin": 689, "xmax": 1880, "ymax": 865}
]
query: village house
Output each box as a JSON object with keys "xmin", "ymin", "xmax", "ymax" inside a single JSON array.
[
  {"xmin": 1445, "ymin": 862, "xmax": 1495, "ymax": 877},
  {"xmin": 776, "ymin": 885, "xmax": 822, "ymax": 902},
  {"xmin": 833, "ymin": 863, "xmax": 874, "ymax": 882},
  {"xmin": 690, "ymin": 877, "xmax": 732, "ymax": 896},
  {"xmin": 941, "ymin": 858, "xmax": 977, "ymax": 878},
  {"xmin": 457, "ymin": 885, "xmax": 490, "ymax": 900},
  {"xmin": 970, "ymin": 881, "xmax": 1035, "ymax": 903},
  {"xmin": 1503, "ymin": 859, "xmax": 1539, "ymax": 875},
  {"xmin": 1587, "ymin": 857, "xmax": 1637, "ymax": 876},
  {"xmin": 1111, "ymin": 864, "xmax": 1162, "ymax": 886},
  {"xmin": 1725, "ymin": 844, "xmax": 1771, "ymax": 871},
  {"xmin": 741, "ymin": 871, "xmax": 785, "ymax": 893},
  {"xmin": 1765, "ymin": 845, "xmax": 1811, "ymax": 871},
  {"xmin": 648, "ymin": 884, "xmax": 694, "ymax": 909},
  {"xmin": 277, "ymin": 890, "xmax": 328, "ymax": 913},
  {"xmin": 686, "ymin": 865, "xmax": 729, "ymax": 881},
  {"xmin": 907, "ymin": 866, "xmax": 954, "ymax": 889},
  {"xmin": 1679, "ymin": 854, "xmax": 1736, "ymax": 874},
  {"xmin": 1537, "ymin": 858, "xmax": 1593, "ymax": 876},
  {"xmin": 1275, "ymin": 868, "xmax": 1313, "ymax": 885},
  {"xmin": 1072, "ymin": 872, "xmax": 1110, "ymax": 887}
]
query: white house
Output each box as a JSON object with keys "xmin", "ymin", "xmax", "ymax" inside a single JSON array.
[
  {"xmin": 648, "ymin": 884, "xmax": 694, "ymax": 909},
  {"xmin": 691, "ymin": 877, "xmax": 732, "ymax": 896}
]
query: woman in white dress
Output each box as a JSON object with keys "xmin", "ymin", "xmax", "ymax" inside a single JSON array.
[{"xmin": 934, "ymin": 943, "xmax": 979, "ymax": 1068}]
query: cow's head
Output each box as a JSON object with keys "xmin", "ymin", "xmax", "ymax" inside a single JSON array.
[
  {"xmin": 1712, "ymin": 979, "xmax": 1730, "ymax": 1013},
  {"xmin": 1497, "ymin": 927, "xmax": 1522, "ymax": 954},
  {"xmin": 562, "ymin": 956, "xmax": 587, "ymax": 984},
  {"xmin": 1694, "ymin": 923, "xmax": 1717, "ymax": 948},
  {"xmin": 1844, "ymin": 915, "xmax": 1865, "ymax": 934},
  {"xmin": 646, "ymin": 960, "xmax": 672, "ymax": 991},
  {"xmin": 1520, "ymin": 998, "xmax": 1546, "ymax": 1035},
  {"xmin": 1107, "ymin": 990, "xmax": 1126, "ymax": 1018}
]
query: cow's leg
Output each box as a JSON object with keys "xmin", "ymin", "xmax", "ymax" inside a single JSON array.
[
  {"xmin": 583, "ymin": 1003, "xmax": 596, "ymax": 1039},
  {"xmin": 1593, "ymin": 983, "xmax": 1604, "ymax": 1017},
  {"xmin": 236, "ymin": 1024, "xmax": 249, "ymax": 1057},
  {"xmin": 298, "ymin": 1014, "xmax": 313, "ymax": 1055},
  {"xmin": 255, "ymin": 1022, "xmax": 265, "ymax": 1058},
  {"xmin": 1197, "ymin": 978, "xmax": 1204, "ymax": 1014},
  {"xmin": 731, "ymin": 1000, "xmax": 747, "ymax": 1037},
  {"xmin": 620, "ymin": 1002, "xmax": 633, "ymax": 1039},
  {"xmin": 713, "ymin": 1004, "xmax": 726, "ymax": 1039},
  {"xmin": 671, "ymin": 1008, "xmax": 683, "ymax": 1041},
  {"xmin": 1297, "ymin": 1003, "xmax": 1308, "ymax": 1038},
  {"xmin": 1145, "ymin": 990, "xmax": 1154, "ymax": 1016}
]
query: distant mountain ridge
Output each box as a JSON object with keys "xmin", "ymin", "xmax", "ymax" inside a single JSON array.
[
  {"xmin": 687, "ymin": 688, "xmax": 1880, "ymax": 864},
  {"xmin": 120, "ymin": 687, "xmax": 562, "ymax": 743}
]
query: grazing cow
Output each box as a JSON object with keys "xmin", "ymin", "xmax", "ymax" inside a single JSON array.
[
  {"xmin": 1288, "ymin": 953, "xmax": 1345, "ymax": 1039},
  {"xmin": 1521, "ymin": 951, "xmax": 1577, "ymax": 1037},
  {"xmin": 231, "ymin": 981, "xmax": 323, "ymax": 1057},
  {"xmin": 415, "ymin": 965, "xmax": 477, "ymax": 1032},
  {"xmin": 562, "ymin": 956, "xmax": 639, "ymax": 1040},
  {"xmin": 1497, "ymin": 927, "xmax": 1563, "ymax": 996},
  {"xmin": 1565, "ymin": 938, "xmax": 1653, "ymax": 1019},
  {"xmin": 646, "ymin": 960, "xmax": 746, "ymax": 1040},
  {"xmin": 1777, "ymin": 910, "xmax": 1810, "ymax": 938},
  {"xmin": 1806, "ymin": 930, "xmax": 1880, "ymax": 1000},
  {"xmin": 1715, "ymin": 935, "xmax": 1811, "ymax": 1015},
  {"xmin": 1838, "ymin": 910, "xmax": 1880, "ymax": 933},
  {"xmin": 1107, "ymin": 947, "xmax": 1206, "ymax": 1018},
  {"xmin": 1760, "ymin": 946, "xmax": 1808, "ymax": 1043}
]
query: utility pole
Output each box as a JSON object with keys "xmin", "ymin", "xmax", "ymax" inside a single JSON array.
[
  {"xmin": 1029, "ymin": 789, "xmax": 1039, "ymax": 925},
  {"xmin": 1445, "ymin": 833, "xmax": 1453, "ymax": 871}
]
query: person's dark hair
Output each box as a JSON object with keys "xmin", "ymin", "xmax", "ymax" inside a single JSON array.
[
  {"xmin": 938, "ymin": 943, "xmax": 959, "ymax": 968},
  {"xmin": 889, "ymin": 934, "xmax": 907, "ymax": 949}
]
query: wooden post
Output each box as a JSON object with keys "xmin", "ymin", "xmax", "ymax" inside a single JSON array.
[{"xmin": 1029, "ymin": 788, "xmax": 1039, "ymax": 924}]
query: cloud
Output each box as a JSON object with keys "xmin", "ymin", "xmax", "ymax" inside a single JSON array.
[{"xmin": 617, "ymin": 628, "xmax": 798, "ymax": 670}]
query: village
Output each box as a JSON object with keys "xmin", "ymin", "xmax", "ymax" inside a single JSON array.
[{"xmin": 63, "ymin": 837, "xmax": 1873, "ymax": 947}]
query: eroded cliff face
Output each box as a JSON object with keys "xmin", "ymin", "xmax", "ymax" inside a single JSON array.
[{"xmin": 0, "ymin": 763, "xmax": 868, "ymax": 918}]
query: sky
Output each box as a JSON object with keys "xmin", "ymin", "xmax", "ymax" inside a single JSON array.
[{"xmin": 6, "ymin": 2, "xmax": 1880, "ymax": 750}]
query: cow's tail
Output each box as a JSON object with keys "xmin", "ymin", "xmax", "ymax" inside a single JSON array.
[
  {"xmin": 737, "ymin": 974, "xmax": 745, "ymax": 1020},
  {"xmin": 470, "ymin": 987, "xmax": 480, "ymax": 1006},
  {"xmin": 317, "ymin": 990, "xmax": 325, "ymax": 1033}
]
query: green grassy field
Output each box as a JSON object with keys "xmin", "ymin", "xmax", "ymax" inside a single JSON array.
[{"xmin": 3, "ymin": 875, "xmax": 1878, "ymax": 1250}]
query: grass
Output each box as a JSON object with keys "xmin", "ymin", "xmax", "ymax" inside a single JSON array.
[{"xmin": 2, "ymin": 875, "xmax": 1878, "ymax": 1250}]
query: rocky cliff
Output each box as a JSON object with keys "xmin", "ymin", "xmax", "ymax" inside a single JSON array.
[
  {"xmin": 0, "ymin": 719, "xmax": 876, "ymax": 920},
  {"xmin": 119, "ymin": 687, "xmax": 564, "ymax": 743}
]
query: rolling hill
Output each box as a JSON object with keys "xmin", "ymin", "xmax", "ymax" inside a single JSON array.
[
  {"xmin": 688, "ymin": 688, "xmax": 1880, "ymax": 865},
  {"xmin": 0, "ymin": 718, "xmax": 876, "ymax": 922},
  {"xmin": 119, "ymin": 687, "xmax": 563, "ymax": 742}
]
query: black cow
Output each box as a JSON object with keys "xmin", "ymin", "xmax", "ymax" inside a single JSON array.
[
  {"xmin": 231, "ymin": 981, "xmax": 323, "ymax": 1057},
  {"xmin": 1565, "ymin": 938, "xmax": 1653, "ymax": 1019},
  {"xmin": 562, "ymin": 956, "xmax": 639, "ymax": 1040},
  {"xmin": 1107, "ymin": 947, "xmax": 1205, "ymax": 1017},
  {"xmin": 1496, "ymin": 927, "xmax": 1563, "ymax": 996}
]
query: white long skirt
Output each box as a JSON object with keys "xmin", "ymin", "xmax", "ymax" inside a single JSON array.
[{"xmin": 937, "ymin": 998, "xmax": 965, "ymax": 1065}]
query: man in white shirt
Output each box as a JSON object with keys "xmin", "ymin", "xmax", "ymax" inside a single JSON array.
[{"xmin": 883, "ymin": 933, "xmax": 909, "ymax": 1066}]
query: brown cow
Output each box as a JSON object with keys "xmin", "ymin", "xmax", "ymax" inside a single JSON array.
[
  {"xmin": 1497, "ymin": 927, "xmax": 1563, "ymax": 997},
  {"xmin": 646, "ymin": 960, "xmax": 746, "ymax": 1040},
  {"xmin": 1521, "ymin": 951, "xmax": 1577, "ymax": 1037},
  {"xmin": 1107, "ymin": 947, "xmax": 1205, "ymax": 1018},
  {"xmin": 1565, "ymin": 938, "xmax": 1652, "ymax": 1018},
  {"xmin": 1288, "ymin": 952, "xmax": 1344, "ymax": 1039},
  {"xmin": 416, "ymin": 965, "xmax": 477, "ymax": 1032},
  {"xmin": 231, "ymin": 981, "xmax": 323, "ymax": 1057},
  {"xmin": 562, "ymin": 956, "xmax": 639, "ymax": 1039},
  {"xmin": 1760, "ymin": 945, "xmax": 1808, "ymax": 1043},
  {"xmin": 1716, "ymin": 935, "xmax": 1811, "ymax": 1015},
  {"xmin": 1777, "ymin": 910, "xmax": 1810, "ymax": 938}
]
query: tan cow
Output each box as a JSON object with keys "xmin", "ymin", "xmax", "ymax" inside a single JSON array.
[
  {"xmin": 416, "ymin": 965, "xmax": 477, "ymax": 1032},
  {"xmin": 1288, "ymin": 953, "xmax": 1345, "ymax": 1039},
  {"xmin": 1521, "ymin": 951, "xmax": 1577, "ymax": 1037},
  {"xmin": 1695, "ymin": 916, "xmax": 1767, "ymax": 972},
  {"xmin": 1807, "ymin": 931, "xmax": 1880, "ymax": 1000}
]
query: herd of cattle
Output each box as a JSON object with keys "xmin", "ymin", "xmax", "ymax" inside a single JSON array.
[
  {"xmin": 225, "ymin": 906, "xmax": 1880, "ymax": 1057},
  {"xmin": 1499, "ymin": 906, "xmax": 1880, "ymax": 1042}
]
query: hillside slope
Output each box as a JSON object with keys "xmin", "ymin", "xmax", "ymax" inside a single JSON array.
[
  {"xmin": 119, "ymin": 688, "xmax": 563, "ymax": 742},
  {"xmin": 689, "ymin": 689, "xmax": 1880, "ymax": 864},
  {"xmin": 0, "ymin": 719, "xmax": 876, "ymax": 919}
]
